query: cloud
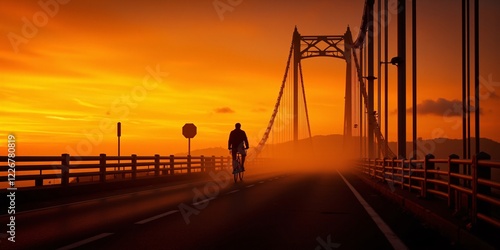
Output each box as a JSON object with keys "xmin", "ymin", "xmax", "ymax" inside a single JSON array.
[
  {"xmin": 251, "ymin": 107, "xmax": 267, "ymax": 113},
  {"xmin": 45, "ymin": 115, "xmax": 88, "ymax": 121},
  {"xmin": 214, "ymin": 107, "xmax": 235, "ymax": 114},
  {"xmin": 74, "ymin": 98, "xmax": 103, "ymax": 109},
  {"xmin": 406, "ymin": 98, "xmax": 479, "ymax": 117}
]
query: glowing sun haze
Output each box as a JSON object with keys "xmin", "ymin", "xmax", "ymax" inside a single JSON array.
[{"xmin": 1, "ymin": 0, "xmax": 499, "ymax": 156}]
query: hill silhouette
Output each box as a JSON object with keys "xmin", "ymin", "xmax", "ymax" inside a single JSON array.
[
  {"xmin": 181, "ymin": 135, "xmax": 499, "ymax": 161},
  {"xmin": 179, "ymin": 135, "xmax": 499, "ymax": 178},
  {"xmin": 178, "ymin": 147, "xmax": 229, "ymax": 157},
  {"xmin": 388, "ymin": 137, "xmax": 500, "ymax": 161}
]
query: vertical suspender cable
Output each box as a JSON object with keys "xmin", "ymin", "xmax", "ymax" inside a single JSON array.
[
  {"xmin": 384, "ymin": 0, "xmax": 389, "ymax": 156},
  {"xmin": 364, "ymin": 41, "xmax": 368, "ymax": 158},
  {"xmin": 352, "ymin": 43, "xmax": 396, "ymax": 159},
  {"xmin": 474, "ymin": 0, "xmax": 479, "ymax": 155},
  {"xmin": 367, "ymin": 0, "xmax": 374, "ymax": 159},
  {"xmin": 462, "ymin": 0, "xmax": 467, "ymax": 159},
  {"xmin": 412, "ymin": 0, "xmax": 417, "ymax": 159},
  {"xmin": 360, "ymin": 47, "xmax": 364, "ymax": 158},
  {"xmin": 397, "ymin": 0, "xmax": 407, "ymax": 159},
  {"xmin": 377, "ymin": 0, "xmax": 382, "ymax": 157},
  {"xmin": 467, "ymin": 0, "xmax": 471, "ymax": 159}
]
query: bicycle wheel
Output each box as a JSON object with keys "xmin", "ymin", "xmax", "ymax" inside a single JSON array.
[
  {"xmin": 238, "ymin": 170, "xmax": 244, "ymax": 181},
  {"xmin": 234, "ymin": 154, "xmax": 243, "ymax": 183}
]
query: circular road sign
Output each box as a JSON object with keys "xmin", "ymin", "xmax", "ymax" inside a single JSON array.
[{"xmin": 182, "ymin": 123, "xmax": 197, "ymax": 139}]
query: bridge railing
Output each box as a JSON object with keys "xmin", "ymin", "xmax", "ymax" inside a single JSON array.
[
  {"xmin": 0, "ymin": 154, "xmax": 233, "ymax": 188},
  {"xmin": 358, "ymin": 153, "xmax": 500, "ymax": 230}
]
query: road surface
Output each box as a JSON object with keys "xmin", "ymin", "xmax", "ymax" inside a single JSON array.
[{"xmin": 0, "ymin": 169, "xmax": 455, "ymax": 249}]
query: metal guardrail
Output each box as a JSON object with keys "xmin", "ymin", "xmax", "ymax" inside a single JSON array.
[
  {"xmin": 0, "ymin": 154, "xmax": 233, "ymax": 188},
  {"xmin": 358, "ymin": 152, "xmax": 500, "ymax": 230}
]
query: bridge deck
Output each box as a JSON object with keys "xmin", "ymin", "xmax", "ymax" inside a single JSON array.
[{"xmin": 0, "ymin": 169, "xmax": 495, "ymax": 249}]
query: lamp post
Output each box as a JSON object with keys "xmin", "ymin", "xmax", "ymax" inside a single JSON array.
[
  {"xmin": 397, "ymin": 0, "xmax": 407, "ymax": 159},
  {"xmin": 380, "ymin": 57, "xmax": 400, "ymax": 158}
]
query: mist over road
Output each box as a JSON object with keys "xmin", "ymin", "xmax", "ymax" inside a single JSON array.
[{"xmin": 1, "ymin": 169, "xmax": 453, "ymax": 249}]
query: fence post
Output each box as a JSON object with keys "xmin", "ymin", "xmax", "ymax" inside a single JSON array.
[
  {"xmin": 201, "ymin": 155, "xmax": 205, "ymax": 173},
  {"xmin": 448, "ymin": 154, "xmax": 460, "ymax": 210},
  {"xmin": 61, "ymin": 154, "xmax": 70, "ymax": 186},
  {"xmin": 471, "ymin": 152, "xmax": 491, "ymax": 226},
  {"xmin": 382, "ymin": 158, "xmax": 386, "ymax": 182},
  {"xmin": 367, "ymin": 159, "xmax": 370, "ymax": 177},
  {"xmin": 367, "ymin": 158, "xmax": 370, "ymax": 176},
  {"xmin": 225, "ymin": 156, "xmax": 230, "ymax": 170},
  {"xmin": 477, "ymin": 151, "xmax": 492, "ymax": 196},
  {"xmin": 154, "ymin": 154, "xmax": 160, "ymax": 176},
  {"xmin": 212, "ymin": 156, "xmax": 216, "ymax": 171},
  {"xmin": 131, "ymin": 154, "xmax": 137, "ymax": 179},
  {"xmin": 170, "ymin": 155, "xmax": 175, "ymax": 175},
  {"xmin": 403, "ymin": 159, "xmax": 408, "ymax": 190},
  {"xmin": 99, "ymin": 154, "xmax": 106, "ymax": 183},
  {"xmin": 423, "ymin": 154, "xmax": 435, "ymax": 199},
  {"xmin": 367, "ymin": 158, "xmax": 371, "ymax": 177},
  {"xmin": 377, "ymin": 158, "xmax": 380, "ymax": 178},
  {"xmin": 220, "ymin": 156, "xmax": 225, "ymax": 171},
  {"xmin": 35, "ymin": 176, "xmax": 43, "ymax": 187},
  {"xmin": 401, "ymin": 159, "xmax": 406, "ymax": 190},
  {"xmin": 391, "ymin": 158, "xmax": 395, "ymax": 185},
  {"xmin": 408, "ymin": 158, "xmax": 413, "ymax": 192}
]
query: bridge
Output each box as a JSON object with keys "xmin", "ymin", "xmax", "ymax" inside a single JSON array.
[{"xmin": 1, "ymin": 0, "xmax": 499, "ymax": 249}]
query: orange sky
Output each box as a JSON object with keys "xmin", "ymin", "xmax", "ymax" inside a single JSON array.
[{"xmin": 1, "ymin": 0, "xmax": 500, "ymax": 156}]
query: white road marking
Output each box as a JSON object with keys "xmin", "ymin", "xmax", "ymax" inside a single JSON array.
[
  {"xmin": 57, "ymin": 233, "xmax": 114, "ymax": 250},
  {"xmin": 135, "ymin": 210, "xmax": 179, "ymax": 225},
  {"xmin": 246, "ymin": 184, "xmax": 255, "ymax": 188},
  {"xmin": 18, "ymin": 181, "xmax": 199, "ymax": 215},
  {"xmin": 337, "ymin": 171, "xmax": 408, "ymax": 250},
  {"xmin": 191, "ymin": 197, "xmax": 215, "ymax": 206},
  {"xmin": 226, "ymin": 189, "xmax": 240, "ymax": 194}
]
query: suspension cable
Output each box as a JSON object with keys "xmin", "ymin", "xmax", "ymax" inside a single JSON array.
[
  {"xmin": 352, "ymin": 47, "xmax": 396, "ymax": 158},
  {"xmin": 299, "ymin": 62, "xmax": 312, "ymax": 139},
  {"xmin": 251, "ymin": 36, "xmax": 295, "ymax": 158}
]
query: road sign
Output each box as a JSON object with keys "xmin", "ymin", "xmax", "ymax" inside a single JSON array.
[
  {"xmin": 183, "ymin": 123, "xmax": 196, "ymax": 156},
  {"xmin": 182, "ymin": 123, "xmax": 197, "ymax": 138}
]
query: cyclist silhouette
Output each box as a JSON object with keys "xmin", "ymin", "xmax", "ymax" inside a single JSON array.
[{"xmin": 228, "ymin": 123, "xmax": 249, "ymax": 171}]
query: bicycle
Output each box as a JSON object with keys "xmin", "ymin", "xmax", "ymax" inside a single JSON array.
[{"xmin": 232, "ymin": 151, "xmax": 245, "ymax": 183}]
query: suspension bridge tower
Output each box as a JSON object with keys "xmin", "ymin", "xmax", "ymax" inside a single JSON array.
[{"xmin": 291, "ymin": 27, "xmax": 353, "ymax": 143}]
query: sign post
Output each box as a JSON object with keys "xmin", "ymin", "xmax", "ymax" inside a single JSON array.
[
  {"xmin": 182, "ymin": 123, "xmax": 197, "ymax": 155},
  {"xmin": 117, "ymin": 122, "xmax": 121, "ymax": 169}
]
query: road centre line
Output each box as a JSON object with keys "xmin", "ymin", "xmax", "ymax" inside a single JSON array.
[
  {"xmin": 226, "ymin": 189, "xmax": 240, "ymax": 194},
  {"xmin": 191, "ymin": 197, "xmax": 215, "ymax": 206},
  {"xmin": 16, "ymin": 181, "xmax": 203, "ymax": 215},
  {"xmin": 56, "ymin": 233, "xmax": 114, "ymax": 250},
  {"xmin": 135, "ymin": 210, "xmax": 179, "ymax": 225}
]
